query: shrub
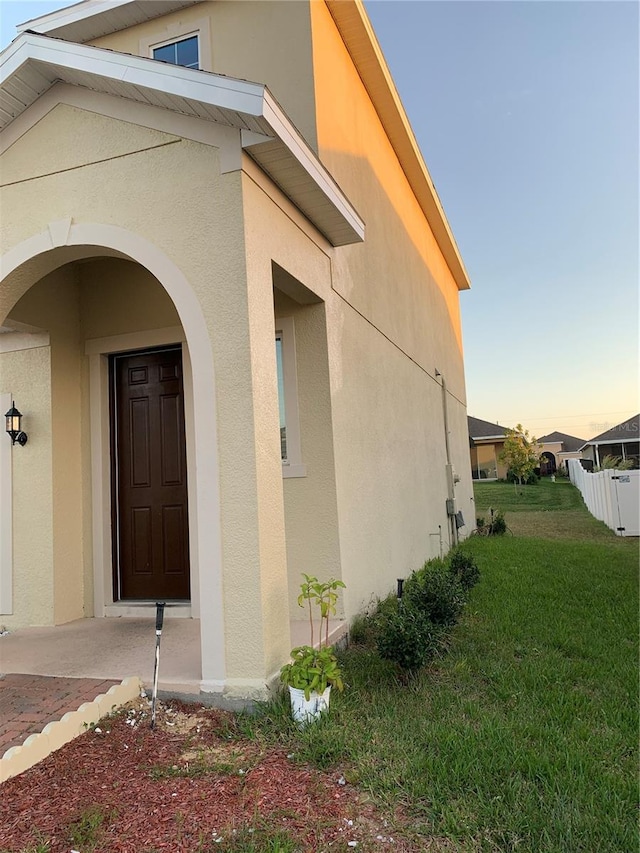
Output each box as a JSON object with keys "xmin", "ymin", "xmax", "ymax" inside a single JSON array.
[
  {"xmin": 355, "ymin": 552, "xmax": 479, "ymax": 675},
  {"xmin": 403, "ymin": 558, "xmax": 466, "ymax": 627},
  {"xmin": 349, "ymin": 593, "xmax": 397, "ymax": 649},
  {"xmin": 349, "ymin": 612, "xmax": 372, "ymax": 646},
  {"xmin": 376, "ymin": 606, "xmax": 442, "ymax": 672},
  {"xmin": 449, "ymin": 548, "xmax": 480, "ymax": 591},
  {"xmin": 598, "ymin": 454, "xmax": 635, "ymax": 471},
  {"xmin": 476, "ymin": 509, "xmax": 507, "ymax": 536},
  {"xmin": 489, "ymin": 510, "xmax": 507, "ymax": 535}
]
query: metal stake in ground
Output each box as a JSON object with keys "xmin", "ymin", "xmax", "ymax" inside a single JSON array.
[{"xmin": 150, "ymin": 602, "xmax": 165, "ymax": 730}]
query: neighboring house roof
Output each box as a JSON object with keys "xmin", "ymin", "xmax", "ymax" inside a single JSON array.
[
  {"xmin": 468, "ymin": 416, "xmax": 509, "ymax": 441},
  {"xmin": 13, "ymin": 0, "xmax": 471, "ymax": 292},
  {"xmin": 538, "ymin": 431, "xmax": 585, "ymax": 453},
  {"xmin": 0, "ymin": 32, "xmax": 364, "ymax": 247},
  {"xmin": 580, "ymin": 414, "xmax": 640, "ymax": 449}
]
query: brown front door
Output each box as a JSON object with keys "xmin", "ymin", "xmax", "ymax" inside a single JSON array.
[{"xmin": 110, "ymin": 347, "xmax": 190, "ymax": 600}]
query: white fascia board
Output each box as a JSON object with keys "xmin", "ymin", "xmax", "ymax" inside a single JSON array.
[
  {"xmin": 1, "ymin": 34, "xmax": 266, "ymax": 118},
  {"xmin": 17, "ymin": 0, "xmax": 199, "ymax": 40},
  {"xmin": 262, "ymin": 90, "xmax": 365, "ymax": 241},
  {"xmin": 17, "ymin": 1, "xmax": 132, "ymax": 35},
  {"xmin": 587, "ymin": 438, "xmax": 637, "ymax": 447}
]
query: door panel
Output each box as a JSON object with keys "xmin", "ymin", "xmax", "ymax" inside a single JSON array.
[{"xmin": 111, "ymin": 348, "xmax": 190, "ymax": 600}]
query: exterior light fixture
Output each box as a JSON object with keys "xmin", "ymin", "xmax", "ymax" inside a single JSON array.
[{"xmin": 5, "ymin": 401, "xmax": 28, "ymax": 446}]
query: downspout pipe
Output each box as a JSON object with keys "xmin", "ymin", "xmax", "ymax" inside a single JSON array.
[{"xmin": 436, "ymin": 370, "xmax": 458, "ymax": 547}]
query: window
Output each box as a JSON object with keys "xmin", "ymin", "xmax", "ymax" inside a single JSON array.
[
  {"xmin": 152, "ymin": 35, "xmax": 199, "ymax": 69},
  {"xmin": 275, "ymin": 334, "xmax": 287, "ymax": 461},
  {"xmin": 142, "ymin": 19, "xmax": 211, "ymax": 73},
  {"xmin": 275, "ymin": 318, "xmax": 306, "ymax": 478}
]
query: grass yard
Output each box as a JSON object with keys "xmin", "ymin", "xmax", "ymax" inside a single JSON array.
[
  {"xmin": 240, "ymin": 479, "xmax": 639, "ymax": 852},
  {"xmin": 472, "ymin": 476, "xmax": 631, "ymax": 541}
]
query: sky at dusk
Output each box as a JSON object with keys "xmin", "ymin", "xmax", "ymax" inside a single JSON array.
[{"xmin": 1, "ymin": 0, "xmax": 638, "ymax": 442}]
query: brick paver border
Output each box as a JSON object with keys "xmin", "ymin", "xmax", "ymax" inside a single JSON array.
[{"xmin": 0, "ymin": 675, "xmax": 141, "ymax": 782}]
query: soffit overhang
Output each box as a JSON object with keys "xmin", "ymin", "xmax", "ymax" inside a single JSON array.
[
  {"xmin": 17, "ymin": 0, "xmax": 201, "ymax": 44},
  {"xmin": 0, "ymin": 33, "xmax": 364, "ymax": 248}
]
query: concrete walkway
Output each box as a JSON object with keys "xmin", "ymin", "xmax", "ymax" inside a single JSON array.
[{"xmin": 0, "ymin": 616, "xmax": 202, "ymax": 694}]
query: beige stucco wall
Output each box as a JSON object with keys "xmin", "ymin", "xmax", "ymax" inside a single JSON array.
[
  {"xmin": 539, "ymin": 440, "xmax": 583, "ymax": 468},
  {"xmin": 273, "ymin": 291, "xmax": 342, "ymax": 618},
  {"xmin": 241, "ymin": 165, "xmax": 342, "ymax": 629},
  {"xmin": 306, "ymin": 2, "xmax": 474, "ymax": 613},
  {"xmin": 1, "ymin": 100, "xmax": 290, "ymax": 684},
  {"xmin": 0, "ymin": 345, "xmax": 53, "ymax": 626},
  {"xmin": 80, "ymin": 259, "xmax": 181, "ymax": 340},
  {"xmin": 1, "ymin": 0, "xmax": 475, "ymax": 686},
  {"xmin": 9, "ymin": 269, "xmax": 85, "ymax": 626},
  {"xmin": 3, "ymin": 260, "xmax": 185, "ymax": 629},
  {"xmin": 89, "ymin": 0, "xmax": 318, "ymax": 150}
]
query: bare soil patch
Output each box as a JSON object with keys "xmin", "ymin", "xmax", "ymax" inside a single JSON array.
[{"xmin": 0, "ymin": 697, "xmax": 426, "ymax": 853}]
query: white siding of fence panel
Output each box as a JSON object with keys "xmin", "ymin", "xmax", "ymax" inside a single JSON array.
[
  {"xmin": 612, "ymin": 471, "xmax": 640, "ymax": 536},
  {"xmin": 569, "ymin": 459, "xmax": 640, "ymax": 537},
  {"xmin": 602, "ymin": 471, "xmax": 615, "ymax": 528}
]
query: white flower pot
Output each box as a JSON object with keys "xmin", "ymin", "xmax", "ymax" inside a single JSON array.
[{"xmin": 288, "ymin": 685, "xmax": 331, "ymax": 726}]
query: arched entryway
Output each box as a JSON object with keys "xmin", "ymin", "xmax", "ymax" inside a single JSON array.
[
  {"xmin": 1, "ymin": 224, "xmax": 225, "ymax": 688},
  {"xmin": 540, "ymin": 451, "xmax": 557, "ymax": 476}
]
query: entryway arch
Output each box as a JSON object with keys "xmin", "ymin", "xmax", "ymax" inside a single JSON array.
[
  {"xmin": 1, "ymin": 223, "xmax": 225, "ymax": 688},
  {"xmin": 540, "ymin": 451, "xmax": 557, "ymax": 476}
]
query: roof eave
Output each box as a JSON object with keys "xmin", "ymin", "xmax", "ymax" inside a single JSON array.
[
  {"xmin": 326, "ymin": 0, "xmax": 471, "ymax": 291},
  {"xmin": 17, "ymin": 0, "xmax": 200, "ymax": 44},
  {"xmin": 15, "ymin": 0, "xmax": 471, "ymax": 289},
  {"xmin": 0, "ymin": 34, "xmax": 364, "ymax": 248}
]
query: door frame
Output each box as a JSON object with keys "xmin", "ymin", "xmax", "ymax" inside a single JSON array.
[
  {"xmin": 109, "ymin": 344, "xmax": 191, "ymax": 603},
  {"xmin": 86, "ymin": 326, "xmax": 200, "ymax": 617}
]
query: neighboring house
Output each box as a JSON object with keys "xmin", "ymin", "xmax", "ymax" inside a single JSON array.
[
  {"xmin": 580, "ymin": 415, "xmax": 640, "ymax": 469},
  {"xmin": 537, "ymin": 431, "xmax": 585, "ymax": 474},
  {"xmin": 0, "ymin": 1, "xmax": 473, "ymax": 702},
  {"xmin": 468, "ymin": 416, "xmax": 509, "ymax": 480}
]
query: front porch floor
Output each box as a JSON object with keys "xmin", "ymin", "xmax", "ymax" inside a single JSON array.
[
  {"xmin": 0, "ymin": 616, "xmax": 347, "ymax": 699},
  {"xmin": 0, "ymin": 617, "xmax": 201, "ymax": 696}
]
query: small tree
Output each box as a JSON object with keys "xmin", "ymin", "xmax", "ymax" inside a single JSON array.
[{"xmin": 499, "ymin": 424, "xmax": 542, "ymax": 486}]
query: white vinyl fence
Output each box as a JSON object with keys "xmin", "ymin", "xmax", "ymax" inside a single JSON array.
[{"xmin": 568, "ymin": 459, "xmax": 640, "ymax": 537}]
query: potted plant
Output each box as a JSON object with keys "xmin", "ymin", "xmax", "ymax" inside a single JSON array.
[{"xmin": 280, "ymin": 573, "xmax": 345, "ymax": 725}]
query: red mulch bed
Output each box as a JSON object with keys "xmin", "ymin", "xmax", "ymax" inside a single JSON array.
[{"xmin": 0, "ymin": 698, "xmax": 426, "ymax": 852}]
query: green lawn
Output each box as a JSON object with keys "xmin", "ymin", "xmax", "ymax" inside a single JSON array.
[
  {"xmin": 242, "ymin": 479, "xmax": 639, "ymax": 852},
  {"xmin": 473, "ymin": 477, "xmax": 637, "ymax": 542}
]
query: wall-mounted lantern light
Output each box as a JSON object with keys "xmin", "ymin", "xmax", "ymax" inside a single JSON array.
[{"xmin": 5, "ymin": 401, "xmax": 28, "ymax": 446}]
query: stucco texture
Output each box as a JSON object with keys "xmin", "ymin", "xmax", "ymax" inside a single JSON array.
[
  {"xmin": 1, "ymin": 0, "xmax": 475, "ymax": 695},
  {"xmin": 242, "ymin": 170, "xmax": 342, "ymax": 623},
  {"xmin": 0, "ymin": 346, "xmax": 53, "ymax": 626},
  {"xmin": 89, "ymin": 0, "xmax": 318, "ymax": 151},
  {"xmin": 1, "ymin": 101, "xmax": 290, "ymax": 684},
  {"xmin": 307, "ymin": 2, "xmax": 474, "ymax": 612}
]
